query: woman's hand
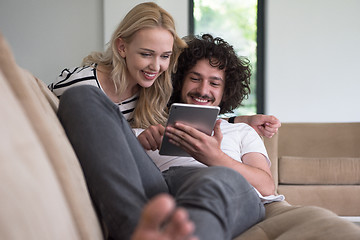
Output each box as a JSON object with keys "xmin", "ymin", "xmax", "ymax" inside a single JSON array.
[{"xmin": 137, "ymin": 124, "xmax": 165, "ymax": 151}]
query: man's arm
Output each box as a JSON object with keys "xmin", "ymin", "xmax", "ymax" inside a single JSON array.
[
  {"xmin": 227, "ymin": 115, "xmax": 281, "ymax": 138},
  {"xmin": 165, "ymin": 120, "xmax": 275, "ymax": 196}
]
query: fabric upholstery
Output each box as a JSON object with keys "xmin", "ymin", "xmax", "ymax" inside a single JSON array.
[
  {"xmin": 274, "ymin": 122, "xmax": 360, "ymax": 216},
  {"xmin": 278, "ymin": 185, "xmax": 360, "ymax": 216},
  {"xmin": 236, "ymin": 201, "xmax": 360, "ymax": 240},
  {"xmin": 264, "ymin": 135, "xmax": 279, "ymax": 190},
  {"xmin": 279, "ymin": 156, "xmax": 360, "ymax": 184},
  {"xmin": 0, "ymin": 33, "xmax": 103, "ymax": 240},
  {"xmin": 0, "ymin": 70, "xmax": 79, "ymax": 239},
  {"xmin": 278, "ymin": 123, "xmax": 360, "ymax": 158}
]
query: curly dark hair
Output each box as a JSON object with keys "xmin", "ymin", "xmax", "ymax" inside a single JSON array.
[{"xmin": 170, "ymin": 34, "xmax": 251, "ymax": 114}]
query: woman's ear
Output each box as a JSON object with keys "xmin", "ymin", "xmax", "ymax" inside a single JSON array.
[{"xmin": 117, "ymin": 38, "xmax": 126, "ymax": 58}]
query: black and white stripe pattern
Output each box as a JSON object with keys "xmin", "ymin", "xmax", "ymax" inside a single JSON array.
[{"xmin": 49, "ymin": 65, "xmax": 138, "ymax": 121}]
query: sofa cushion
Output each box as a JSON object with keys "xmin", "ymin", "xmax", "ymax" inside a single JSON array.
[
  {"xmin": 0, "ymin": 33, "xmax": 103, "ymax": 239},
  {"xmin": 235, "ymin": 201, "xmax": 360, "ymax": 240},
  {"xmin": 34, "ymin": 75, "xmax": 59, "ymax": 112},
  {"xmin": 278, "ymin": 123, "xmax": 360, "ymax": 158},
  {"xmin": 279, "ymin": 156, "xmax": 360, "ymax": 184},
  {"xmin": 0, "ymin": 70, "xmax": 80, "ymax": 239},
  {"xmin": 278, "ymin": 185, "xmax": 360, "ymax": 216}
]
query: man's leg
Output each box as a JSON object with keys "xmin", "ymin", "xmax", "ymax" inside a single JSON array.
[
  {"xmin": 58, "ymin": 85, "xmax": 168, "ymax": 239},
  {"xmin": 163, "ymin": 166, "xmax": 264, "ymax": 240}
]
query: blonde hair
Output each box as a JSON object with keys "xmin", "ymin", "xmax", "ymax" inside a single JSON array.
[{"xmin": 82, "ymin": 2, "xmax": 187, "ymax": 128}]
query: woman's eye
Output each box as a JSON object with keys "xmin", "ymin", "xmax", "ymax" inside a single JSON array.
[
  {"xmin": 141, "ymin": 53, "xmax": 151, "ymax": 57},
  {"xmin": 161, "ymin": 55, "xmax": 170, "ymax": 59},
  {"xmin": 211, "ymin": 82, "xmax": 221, "ymax": 87}
]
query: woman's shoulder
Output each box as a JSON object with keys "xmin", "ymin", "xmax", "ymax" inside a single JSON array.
[
  {"xmin": 48, "ymin": 65, "xmax": 100, "ymax": 97},
  {"xmin": 58, "ymin": 65, "xmax": 96, "ymax": 81}
]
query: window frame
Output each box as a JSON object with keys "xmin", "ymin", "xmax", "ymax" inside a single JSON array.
[{"xmin": 188, "ymin": 0, "xmax": 265, "ymax": 114}]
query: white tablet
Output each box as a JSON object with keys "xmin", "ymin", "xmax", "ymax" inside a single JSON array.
[{"xmin": 159, "ymin": 103, "xmax": 220, "ymax": 156}]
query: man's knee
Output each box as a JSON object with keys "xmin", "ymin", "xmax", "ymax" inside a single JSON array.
[
  {"xmin": 180, "ymin": 167, "xmax": 251, "ymax": 198},
  {"xmin": 200, "ymin": 166, "xmax": 250, "ymax": 191}
]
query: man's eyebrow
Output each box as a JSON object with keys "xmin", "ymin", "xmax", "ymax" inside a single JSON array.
[
  {"xmin": 189, "ymin": 71, "xmax": 224, "ymax": 81},
  {"xmin": 210, "ymin": 76, "xmax": 223, "ymax": 81},
  {"xmin": 140, "ymin": 48, "xmax": 172, "ymax": 54}
]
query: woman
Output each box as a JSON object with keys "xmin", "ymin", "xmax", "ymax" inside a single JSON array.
[{"xmin": 49, "ymin": 2, "xmax": 186, "ymax": 128}]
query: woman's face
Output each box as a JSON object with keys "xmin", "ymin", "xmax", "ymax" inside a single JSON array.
[{"xmin": 118, "ymin": 27, "xmax": 174, "ymax": 89}]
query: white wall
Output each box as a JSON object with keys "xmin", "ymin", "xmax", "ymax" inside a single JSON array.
[
  {"xmin": 1, "ymin": 0, "xmax": 359, "ymax": 122},
  {"xmin": 0, "ymin": 0, "xmax": 188, "ymax": 84},
  {"xmin": 266, "ymin": 0, "xmax": 360, "ymax": 122},
  {"xmin": 103, "ymin": 0, "xmax": 188, "ymax": 45},
  {"xmin": 0, "ymin": 0, "xmax": 103, "ymax": 84}
]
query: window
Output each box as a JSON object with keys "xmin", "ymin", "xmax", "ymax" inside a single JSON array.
[{"xmin": 190, "ymin": 0, "xmax": 264, "ymax": 115}]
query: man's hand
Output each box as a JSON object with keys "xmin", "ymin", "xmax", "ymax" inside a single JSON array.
[
  {"xmin": 234, "ymin": 115, "xmax": 281, "ymax": 138},
  {"xmin": 164, "ymin": 120, "xmax": 224, "ymax": 165},
  {"xmin": 137, "ymin": 124, "xmax": 165, "ymax": 151}
]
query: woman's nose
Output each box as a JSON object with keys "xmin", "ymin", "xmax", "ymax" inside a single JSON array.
[{"xmin": 149, "ymin": 57, "xmax": 160, "ymax": 72}]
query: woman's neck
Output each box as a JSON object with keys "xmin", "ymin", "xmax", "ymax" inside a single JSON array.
[{"xmin": 96, "ymin": 65, "xmax": 139, "ymax": 103}]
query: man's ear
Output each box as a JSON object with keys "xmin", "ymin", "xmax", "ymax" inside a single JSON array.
[{"xmin": 117, "ymin": 38, "xmax": 126, "ymax": 58}]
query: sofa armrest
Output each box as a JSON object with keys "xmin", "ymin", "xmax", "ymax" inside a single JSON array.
[{"xmin": 264, "ymin": 133, "xmax": 279, "ymax": 191}]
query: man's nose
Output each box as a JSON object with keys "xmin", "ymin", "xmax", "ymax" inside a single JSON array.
[{"xmin": 197, "ymin": 81, "xmax": 209, "ymax": 96}]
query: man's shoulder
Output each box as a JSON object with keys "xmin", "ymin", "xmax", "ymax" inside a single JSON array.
[
  {"xmin": 220, "ymin": 119, "xmax": 260, "ymax": 141},
  {"xmin": 220, "ymin": 119, "xmax": 253, "ymax": 131}
]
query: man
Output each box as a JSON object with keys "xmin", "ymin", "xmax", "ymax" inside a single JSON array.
[{"xmin": 135, "ymin": 34, "xmax": 284, "ymax": 238}]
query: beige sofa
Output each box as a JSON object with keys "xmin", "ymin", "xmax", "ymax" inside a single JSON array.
[
  {"xmin": 268, "ymin": 122, "xmax": 360, "ymax": 216},
  {"xmin": 1, "ymin": 33, "xmax": 359, "ymax": 240}
]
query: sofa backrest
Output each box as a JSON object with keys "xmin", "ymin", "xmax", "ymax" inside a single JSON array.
[
  {"xmin": 263, "ymin": 134, "xmax": 279, "ymax": 190},
  {"xmin": 275, "ymin": 122, "xmax": 360, "ymax": 215},
  {"xmin": 0, "ymin": 33, "xmax": 103, "ymax": 239},
  {"xmin": 278, "ymin": 122, "xmax": 360, "ymax": 158}
]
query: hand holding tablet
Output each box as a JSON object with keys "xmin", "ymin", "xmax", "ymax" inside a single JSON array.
[{"xmin": 159, "ymin": 103, "xmax": 220, "ymax": 156}]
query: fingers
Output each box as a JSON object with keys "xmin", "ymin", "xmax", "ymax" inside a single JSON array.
[
  {"xmin": 137, "ymin": 124, "xmax": 165, "ymax": 150},
  {"xmin": 267, "ymin": 115, "xmax": 281, "ymax": 128},
  {"xmin": 258, "ymin": 123, "xmax": 278, "ymax": 138},
  {"xmin": 252, "ymin": 115, "xmax": 280, "ymax": 138},
  {"xmin": 165, "ymin": 127, "xmax": 194, "ymax": 153},
  {"xmin": 213, "ymin": 120, "xmax": 223, "ymax": 142},
  {"xmin": 165, "ymin": 123, "xmax": 202, "ymax": 151}
]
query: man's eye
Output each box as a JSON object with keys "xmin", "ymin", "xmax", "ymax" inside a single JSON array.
[
  {"xmin": 190, "ymin": 77, "xmax": 200, "ymax": 81},
  {"xmin": 141, "ymin": 53, "xmax": 151, "ymax": 57},
  {"xmin": 211, "ymin": 82, "xmax": 221, "ymax": 87}
]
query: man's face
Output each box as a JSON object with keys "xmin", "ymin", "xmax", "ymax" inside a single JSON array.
[{"xmin": 181, "ymin": 58, "xmax": 225, "ymax": 107}]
